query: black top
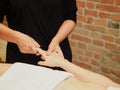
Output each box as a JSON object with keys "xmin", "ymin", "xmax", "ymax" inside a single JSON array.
[{"xmin": 0, "ymin": 0, "xmax": 77, "ymax": 65}]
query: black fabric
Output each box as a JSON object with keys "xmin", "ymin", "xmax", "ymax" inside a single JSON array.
[{"xmin": 0, "ymin": 0, "xmax": 77, "ymax": 65}]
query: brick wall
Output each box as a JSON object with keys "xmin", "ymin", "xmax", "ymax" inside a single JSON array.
[{"xmin": 70, "ymin": 0, "xmax": 120, "ymax": 83}]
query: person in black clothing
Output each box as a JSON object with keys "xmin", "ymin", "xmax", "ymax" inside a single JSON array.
[{"xmin": 0, "ymin": 0, "xmax": 77, "ymax": 65}]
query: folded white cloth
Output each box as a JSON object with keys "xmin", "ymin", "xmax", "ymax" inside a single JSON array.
[
  {"xmin": 0, "ymin": 63, "xmax": 73, "ymax": 90},
  {"xmin": 107, "ymin": 87, "xmax": 120, "ymax": 90}
]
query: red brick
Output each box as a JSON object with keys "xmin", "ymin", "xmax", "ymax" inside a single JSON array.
[
  {"xmin": 99, "ymin": 12, "xmax": 110, "ymax": 18},
  {"xmin": 85, "ymin": 51, "xmax": 94, "ymax": 57},
  {"xmin": 105, "ymin": 42, "xmax": 119, "ymax": 51},
  {"xmin": 93, "ymin": 39, "xmax": 104, "ymax": 46},
  {"xmin": 111, "ymin": 14, "xmax": 120, "ymax": 22},
  {"xmin": 76, "ymin": 0, "xmax": 85, "ymax": 8},
  {"xmin": 85, "ymin": 9, "xmax": 97, "ymax": 17},
  {"xmin": 86, "ymin": 2, "xmax": 94, "ymax": 9},
  {"xmin": 101, "ymin": 67, "xmax": 112, "ymax": 73},
  {"xmin": 94, "ymin": 18, "xmax": 107, "ymax": 26},
  {"xmin": 107, "ymin": 28, "xmax": 119, "ymax": 36},
  {"xmin": 96, "ymin": 4, "xmax": 120, "ymax": 12},
  {"xmin": 115, "ymin": 0, "xmax": 120, "ymax": 5},
  {"xmin": 78, "ymin": 15, "xmax": 87, "ymax": 22},
  {"xmin": 71, "ymin": 34, "xmax": 91, "ymax": 43},
  {"xmin": 101, "ymin": 0, "xmax": 114, "ymax": 4},
  {"xmin": 87, "ymin": 16, "xmax": 93, "ymax": 23},
  {"xmin": 94, "ymin": 54, "xmax": 100, "ymax": 59},
  {"xmin": 102, "ymin": 34, "xmax": 114, "ymax": 42},
  {"xmin": 88, "ymin": 0, "xmax": 101, "ymax": 2},
  {"xmin": 91, "ymin": 59, "xmax": 100, "ymax": 66},
  {"xmin": 85, "ymin": 24, "xmax": 106, "ymax": 33}
]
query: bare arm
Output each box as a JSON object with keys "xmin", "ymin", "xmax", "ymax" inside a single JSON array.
[
  {"xmin": 47, "ymin": 0, "xmax": 77, "ymax": 57},
  {"xmin": 0, "ymin": 62, "xmax": 106, "ymax": 90},
  {"xmin": 0, "ymin": 23, "xmax": 40, "ymax": 54},
  {"xmin": 0, "ymin": 63, "xmax": 12, "ymax": 76},
  {"xmin": 0, "ymin": 23, "xmax": 19, "ymax": 43},
  {"xmin": 58, "ymin": 60, "xmax": 120, "ymax": 88},
  {"xmin": 37, "ymin": 49, "xmax": 120, "ymax": 88},
  {"xmin": 46, "ymin": 20, "xmax": 75, "ymax": 57},
  {"xmin": 53, "ymin": 20, "xmax": 75, "ymax": 43}
]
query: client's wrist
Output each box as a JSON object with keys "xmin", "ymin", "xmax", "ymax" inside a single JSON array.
[{"xmin": 58, "ymin": 59, "xmax": 68, "ymax": 68}]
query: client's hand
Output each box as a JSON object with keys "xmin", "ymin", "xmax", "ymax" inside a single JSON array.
[
  {"xmin": 37, "ymin": 48, "xmax": 64, "ymax": 67},
  {"xmin": 46, "ymin": 38, "xmax": 64, "ymax": 59}
]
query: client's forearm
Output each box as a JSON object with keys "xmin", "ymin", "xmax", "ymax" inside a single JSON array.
[
  {"xmin": 58, "ymin": 60, "xmax": 120, "ymax": 88},
  {"xmin": 0, "ymin": 63, "xmax": 12, "ymax": 76}
]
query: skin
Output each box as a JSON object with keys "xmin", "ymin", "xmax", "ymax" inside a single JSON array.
[
  {"xmin": 0, "ymin": 23, "xmax": 40, "ymax": 54},
  {"xmin": 0, "ymin": 48, "xmax": 119, "ymax": 90},
  {"xmin": 37, "ymin": 48, "xmax": 120, "ymax": 89},
  {"xmin": 0, "ymin": 19, "xmax": 75, "ymax": 58},
  {"xmin": 0, "ymin": 63, "xmax": 106, "ymax": 90},
  {"xmin": 46, "ymin": 20, "xmax": 75, "ymax": 58}
]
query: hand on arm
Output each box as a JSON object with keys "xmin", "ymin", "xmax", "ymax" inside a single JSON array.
[
  {"xmin": 38, "ymin": 48, "xmax": 120, "ymax": 88},
  {"xmin": 52, "ymin": 20, "xmax": 75, "ymax": 43},
  {"xmin": 47, "ymin": 38, "xmax": 64, "ymax": 59},
  {"xmin": 47, "ymin": 20, "xmax": 75, "ymax": 58},
  {"xmin": 0, "ymin": 23, "xmax": 40, "ymax": 54},
  {"xmin": 15, "ymin": 32, "xmax": 40, "ymax": 54},
  {"xmin": 37, "ymin": 48, "xmax": 63, "ymax": 67}
]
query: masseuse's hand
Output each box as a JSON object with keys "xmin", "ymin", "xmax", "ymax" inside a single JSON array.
[
  {"xmin": 16, "ymin": 32, "xmax": 40, "ymax": 54},
  {"xmin": 47, "ymin": 38, "xmax": 64, "ymax": 59},
  {"xmin": 37, "ymin": 48, "xmax": 64, "ymax": 67}
]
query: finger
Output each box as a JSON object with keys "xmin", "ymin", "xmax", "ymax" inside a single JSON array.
[
  {"xmin": 36, "ymin": 48, "xmax": 47, "ymax": 58},
  {"xmin": 32, "ymin": 46, "xmax": 37, "ymax": 52},
  {"xmin": 36, "ymin": 51, "xmax": 41, "ymax": 56},
  {"xmin": 36, "ymin": 48, "xmax": 44, "ymax": 55},
  {"xmin": 34, "ymin": 42, "xmax": 40, "ymax": 48},
  {"xmin": 46, "ymin": 47, "xmax": 55, "ymax": 56},
  {"xmin": 41, "ymin": 56, "xmax": 45, "ymax": 60},
  {"xmin": 31, "ymin": 38, "xmax": 40, "ymax": 48}
]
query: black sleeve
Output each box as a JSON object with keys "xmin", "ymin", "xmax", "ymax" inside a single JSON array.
[
  {"xmin": 63, "ymin": 0, "xmax": 77, "ymax": 23},
  {"xmin": 0, "ymin": 0, "xmax": 7, "ymax": 22}
]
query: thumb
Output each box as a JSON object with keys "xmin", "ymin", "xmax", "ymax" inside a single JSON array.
[
  {"xmin": 38, "ymin": 61, "xmax": 46, "ymax": 66},
  {"xmin": 46, "ymin": 46, "xmax": 54, "ymax": 55}
]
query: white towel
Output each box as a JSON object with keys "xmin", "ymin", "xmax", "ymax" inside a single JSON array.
[
  {"xmin": 0, "ymin": 63, "xmax": 73, "ymax": 90},
  {"xmin": 107, "ymin": 87, "xmax": 120, "ymax": 90}
]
